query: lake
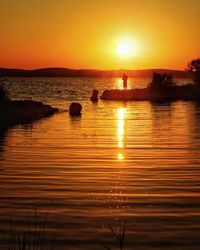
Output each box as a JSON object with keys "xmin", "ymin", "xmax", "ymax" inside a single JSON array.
[{"xmin": 0, "ymin": 77, "xmax": 199, "ymax": 250}]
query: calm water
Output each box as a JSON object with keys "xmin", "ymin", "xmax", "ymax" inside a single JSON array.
[{"xmin": 0, "ymin": 77, "xmax": 200, "ymax": 250}]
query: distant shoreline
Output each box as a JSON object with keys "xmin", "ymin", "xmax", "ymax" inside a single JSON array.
[{"xmin": 0, "ymin": 67, "xmax": 192, "ymax": 78}]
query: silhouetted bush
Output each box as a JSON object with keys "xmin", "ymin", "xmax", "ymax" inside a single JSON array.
[
  {"xmin": 148, "ymin": 72, "xmax": 175, "ymax": 91},
  {"xmin": 187, "ymin": 58, "xmax": 200, "ymax": 85},
  {"xmin": 0, "ymin": 85, "xmax": 9, "ymax": 102}
]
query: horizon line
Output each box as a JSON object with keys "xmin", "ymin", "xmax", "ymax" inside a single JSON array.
[{"xmin": 0, "ymin": 66, "xmax": 186, "ymax": 72}]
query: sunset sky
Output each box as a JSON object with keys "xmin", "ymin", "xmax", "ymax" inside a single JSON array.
[{"xmin": 0, "ymin": 0, "xmax": 200, "ymax": 70}]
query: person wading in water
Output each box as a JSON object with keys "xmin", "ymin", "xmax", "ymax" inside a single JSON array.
[{"xmin": 122, "ymin": 73, "xmax": 128, "ymax": 90}]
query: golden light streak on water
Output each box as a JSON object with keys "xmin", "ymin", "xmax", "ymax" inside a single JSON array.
[
  {"xmin": 117, "ymin": 107, "xmax": 126, "ymax": 160},
  {"xmin": 116, "ymin": 78, "xmax": 123, "ymax": 89},
  {"xmin": 117, "ymin": 153, "xmax": 124, "ymax": 160},
  {"xmin": 117, "ymin": 107, "xmax": 126, "ymax": 148}
]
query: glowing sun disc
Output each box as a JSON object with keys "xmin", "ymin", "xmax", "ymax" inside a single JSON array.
[
  {"xmin": 118, "ymin": 43, "xmax": 129, "ymax": 55},
  {"xmin": 117, "ymin": 40, "xmax": 137, "ymax": 57}
]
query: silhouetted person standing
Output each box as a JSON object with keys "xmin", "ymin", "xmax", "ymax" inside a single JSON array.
[{"xmin": 122, "ymin": 73, "xmax": 128, "ymax": 90}]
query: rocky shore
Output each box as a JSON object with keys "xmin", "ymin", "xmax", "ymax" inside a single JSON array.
[
  {"xmin": 0, "ymin": 100, "xmax": 58, "ymax": 128},
  {"xmin": 100, "ymin": 84, "xmax": 200, "ymax": 101}
]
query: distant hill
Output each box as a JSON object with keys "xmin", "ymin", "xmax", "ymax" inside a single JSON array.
[{"xmin": 0, "ymin": 67, "xmax": 193, "ymax": 78}]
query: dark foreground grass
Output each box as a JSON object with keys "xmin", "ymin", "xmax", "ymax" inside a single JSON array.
[
  {"xmin": 0, "ymin": 207, "xmax": 60, "ymax": 250},
  {"xmin": 0, "ymin": 207, "xmax": 127, "ymax": 250},
  {"xmin": 102, "ymin": 225, "xmax": 126, "ymax": 250}
]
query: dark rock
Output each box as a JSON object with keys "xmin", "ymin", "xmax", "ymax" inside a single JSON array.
[
  {"xmin": 90, "ymin": 89, "xmax": 99, "ymax": 102},
  {"xmin": 0, "ymin": 85, "xmax": 9, "ymax": 103},
  {"xmin": 101, "ymin": 89, "xmax": 149, "ymax": 101},
  {"xmin": 69, "ymin": 102, "xmax": 82, "ymax": 116},
  {"xmin": 0, "ymin": 100, "xmax": 58, "ymax": 128},
  {"xmin": 100, "ymin": 84, "xmax": 200, "ymax": 102}
]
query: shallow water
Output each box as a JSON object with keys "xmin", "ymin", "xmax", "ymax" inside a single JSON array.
[{"xmin": 0, "ymin": 77, "xmax": 200, "ymax": 249}]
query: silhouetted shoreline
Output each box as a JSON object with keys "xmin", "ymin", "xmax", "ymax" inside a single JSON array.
[
  {"xmin": 0, "ymin": 100, "xmax": 58, "ymax": 129},
  {"xmin": 0, "ymin": 67, "xmax": 192, "ymax": 78},
  {"xmin": 101, "ymin": 84, "xmax": 200, "ymax": 101}
]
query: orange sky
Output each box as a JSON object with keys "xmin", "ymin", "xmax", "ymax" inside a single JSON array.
[{"xmin": 0, "ymin": 0, "xmax": 200, "ymax": 70}]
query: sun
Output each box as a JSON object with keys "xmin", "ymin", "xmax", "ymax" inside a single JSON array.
[
  {"xmin": 118, "ymin": 43, "xmax": 129, "ymax": 55},
  {"xmin": 117, "ymin": 43, "xmax": 130, "ymax": 56},
  {"xmin": 117, "ymin": 39, "xmax": 137, "ymax": 57}
]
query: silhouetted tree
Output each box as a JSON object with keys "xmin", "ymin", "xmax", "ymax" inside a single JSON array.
[
  {"xmin": 149, "ymin": 72, "xmax": 175, "ymax": 90},
  {"xmin": 187, "ymin": 58, "xmax": 200, "ymax": 85}
]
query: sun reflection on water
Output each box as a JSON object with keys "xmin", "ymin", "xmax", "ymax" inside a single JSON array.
[
  {"xmin": 117, "ymin": 108, "xmax": 126, "ymax": 160},
  {"xmin": 116, "ymin": 78, "xmax": 123, "ymax": 89},
  {"xmin": 117, "ymin": 153, "xmax": 124, "ymax": 160}
]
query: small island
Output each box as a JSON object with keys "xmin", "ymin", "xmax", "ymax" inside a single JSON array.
[
  {"xmin": 101, "ymin": 83, "xmax": 200, "ymax": 101},
  {"xmin": 0, "ymin": 86, "xmax": 58, "ymax": 128},
  {"xmin": 101, "ymin": 61, "xmax": 200, "ymax": 102}
]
